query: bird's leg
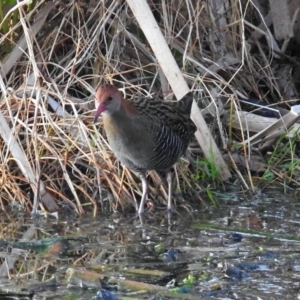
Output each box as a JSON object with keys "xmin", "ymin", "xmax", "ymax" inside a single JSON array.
[
  {"xmin": 166, "ymin": 171, "xmax": 173, "ymax": 211},
  {"xmin": 138, "ymin": 173, "xmax": 148, "ymax": 214}
]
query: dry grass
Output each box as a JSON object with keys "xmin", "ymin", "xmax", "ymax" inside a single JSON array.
[{"xmin": 0, "ymin": 0, "xmax": 299, "ymax": 214}]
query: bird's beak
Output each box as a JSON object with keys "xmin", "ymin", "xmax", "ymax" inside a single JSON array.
[{"xmin": 93, "ymin": 103, "xmax": 106, "ymax": 123}]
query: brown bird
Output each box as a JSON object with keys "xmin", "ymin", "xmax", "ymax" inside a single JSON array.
[{"xmin": 94, "ymin": 84, "xmax": 196, "ymax": 214}]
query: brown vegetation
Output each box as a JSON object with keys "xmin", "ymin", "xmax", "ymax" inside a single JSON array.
[{"xmin": 1, "ymin": 0, "xmax": 300, "ymax": 215}]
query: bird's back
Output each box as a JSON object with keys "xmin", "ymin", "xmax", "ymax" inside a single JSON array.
[{"xmin": 131, "ymin": 92, "xmax": 196, "ymax": 171}]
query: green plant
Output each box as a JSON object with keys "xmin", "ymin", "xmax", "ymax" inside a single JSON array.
[
  {"xmin": 0, "ymin": 0, "xmax": 17, "ymax": 34},
  {"xmin": 194, "ymin": 151, "xmax": 220, "ymax": 181}
]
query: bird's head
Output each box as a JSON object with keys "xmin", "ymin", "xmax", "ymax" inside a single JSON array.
[{"xmin": 94, "ymin": 84, "xmax": 124, "ymax": 123}]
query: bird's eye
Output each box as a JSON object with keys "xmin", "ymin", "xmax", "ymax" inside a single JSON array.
[{"xmin": 108, "ymin": 96, "xmax": 113, "ymax": 101}]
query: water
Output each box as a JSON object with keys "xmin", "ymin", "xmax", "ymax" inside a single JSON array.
[{"xmin": 0, "ymin": 188, "xmax": 299, "ymax": 300}]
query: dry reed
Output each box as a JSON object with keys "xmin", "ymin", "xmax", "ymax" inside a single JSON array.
[{"xmin": 0, "ymin": 0, "xmax": 298, "ymax": 215}]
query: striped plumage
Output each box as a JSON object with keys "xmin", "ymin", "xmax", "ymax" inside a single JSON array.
[{"xmin": 94, "ymin": 84, "xmax": 196, "ymax": 214}]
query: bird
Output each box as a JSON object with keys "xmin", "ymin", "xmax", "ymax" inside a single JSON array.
[{"xmin": 94, "ymin": 84, "xmax": 196, "ymax": 214}]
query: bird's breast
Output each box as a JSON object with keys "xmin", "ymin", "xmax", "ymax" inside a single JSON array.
[{"xmin": 103, "ymin": 115, "xmax": 156, "ymax": 168}]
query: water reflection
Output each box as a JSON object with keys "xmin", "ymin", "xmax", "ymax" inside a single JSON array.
[{"xmin": 0, "ymin": 190, "xmax": 299, "ymax": 299}]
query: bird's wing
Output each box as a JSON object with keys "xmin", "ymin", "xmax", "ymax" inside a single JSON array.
[{"xmin": 131, "ymin": 95, "xmax": 196, "ymax": 144}]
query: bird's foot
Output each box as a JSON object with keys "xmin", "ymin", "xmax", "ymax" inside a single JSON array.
[
  {"xmin": 137, "ymin": 199, "xmax": 155, "ymax": 215},
  {"xmin": 167, "ymin": 203, "xmax": 175, "ymax": 213},
  {"xmin": 167, "ymin": 204, "xmax": 175, "ymax": 214},
  {"xmin": 31, "ymin": 210, "xmax": 59, "ymax": 220}
]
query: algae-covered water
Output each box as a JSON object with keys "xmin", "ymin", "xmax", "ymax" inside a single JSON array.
[{"xmin": 0, "ymin": 188, "xmax": 299, "ymax": 300}]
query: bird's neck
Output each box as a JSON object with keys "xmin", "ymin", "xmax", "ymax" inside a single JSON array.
[
  {"xmin": 102, "ymin": 100, "xmax": 140, "ymax": 136},
  {"xmin": 121, "ymin": 98, "xmax": 137, "ymax": 115}
]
